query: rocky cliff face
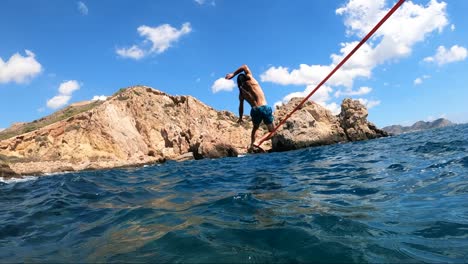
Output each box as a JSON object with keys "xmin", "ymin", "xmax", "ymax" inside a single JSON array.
[
  {"xmin": 0, "ymin": 86, "xmax": 260, "ymax": 175},
  {"xmin": 0, "ymin": 86, "xmax": 387, "ymax": 175}
]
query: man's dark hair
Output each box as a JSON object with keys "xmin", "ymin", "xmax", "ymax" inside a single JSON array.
[{"xmin": 237, "ymin": 73, "xmax": 250, "ymax": 88}]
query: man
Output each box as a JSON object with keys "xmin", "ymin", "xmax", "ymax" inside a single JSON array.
[{"xmin": 225, "ymin": 64, "xmax": 275, "ymax": 152}]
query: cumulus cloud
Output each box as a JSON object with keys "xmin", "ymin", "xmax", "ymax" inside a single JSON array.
[
  {"xmin": 92, "ymin": 95, "xmax": 107, "ymax": 101},
  {"xmin": 357, "ymin": 98, "xmax": 381, "ymax": 109},
  {"xmin": 0, "ymin": 50, "xmax": 42, "ymax": 84},
  {"xmin": 194, "ymin": 0, "xmax": 215, "ymax": 6},
  {"xmin": 77, "ymin": 1, "xmax": 88, "ymax": 15},
  {"xmin": 211, "ymin": 78, "xmax": 236, "ymax": 93},
  {"xmin": 261, "ymin": 0, "xmax": 448, "ymax": 113},
  {"xmin": 424, "ymin": 45, "xmax": 467, "ymax": 65},
  {"xmin": 414, "ymin": 75, "xmax": 430, "ymax": 85},
  {"xmin": 335, "ymin": 86, "xmax": 372, "ymax": 97},
  {"xmin": 116, "ymin": 45, "xmax": 145, "ymax": 60},
  {"xmin": 117, "ymin": 23, "xmax": 192, "ymax": 59},
  {"xmin": 47, "ymin": 80, "xmax": 81, "ymax": 109}
]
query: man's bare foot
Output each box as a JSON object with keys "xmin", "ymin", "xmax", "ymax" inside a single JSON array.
[{"xmin": 248, "ymin": 144, "xmax": 265, "ymax": 154}]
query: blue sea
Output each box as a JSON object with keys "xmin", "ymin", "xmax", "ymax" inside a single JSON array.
[{"xmin": 1, "ymin": 124, "xmax": 467, "ymax": 263}]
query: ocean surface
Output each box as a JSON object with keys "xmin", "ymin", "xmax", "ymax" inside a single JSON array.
[{"xmin": 1, "ymin": 124, "xmax": 467, "ymax": 263}]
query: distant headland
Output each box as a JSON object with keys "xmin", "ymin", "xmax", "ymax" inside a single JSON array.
[{"xmin": 382, "ymin": 118, "xmax": 455, "ymax": 135}]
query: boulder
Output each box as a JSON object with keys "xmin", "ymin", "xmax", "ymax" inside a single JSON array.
[
  {"xmin": 338, "ymin": 98, "xmax": 388, "ymax": 141},
  {"xmin": 191, "ymin": 140, "xmax": 239, "ymax": 160},
  {"xmin": 272, "ymin": 98, "xmax": 347, "ymax": 151},
  {"xmin": 0, "ymin": 160, "xmax": 18, "ymax": 178}
]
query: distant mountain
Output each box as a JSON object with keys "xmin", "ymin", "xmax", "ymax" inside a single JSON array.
[{"xmin": 382, "ymin": 118, "xmax": 455, "ymax": 135}]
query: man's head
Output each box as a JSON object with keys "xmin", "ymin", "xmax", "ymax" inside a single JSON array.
[{"xmin": 237, "ymin": 73, "xmax": 250, "ymax": 89}]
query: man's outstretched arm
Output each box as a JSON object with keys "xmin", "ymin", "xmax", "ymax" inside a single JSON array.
[{"xmin": 225, "ymin": 64, "xmax": 251, "ymax": 80}]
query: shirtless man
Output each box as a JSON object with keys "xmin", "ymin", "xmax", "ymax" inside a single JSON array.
[{"xmin": 225, "ymin": 64, "xmax": 275, "ymax": 151}]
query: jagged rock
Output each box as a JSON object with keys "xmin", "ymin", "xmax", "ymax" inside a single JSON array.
[
  {"xmin": 272, "ymin": 98, "xmax": 347, "ymax": 151},
  {"xmin": 338, "ymin": 98, "xmax": 388, "ymax": 141},
  {"xmin": 191, "ymin": 140, "xmax": 239, "ymax": 160},
  {"xmin": 0, "ymin": 160, "xmax": 18, "ymax": 178},
  {"xmin": 0, "ymin": 86, "xmax": 260, "ymax": 175},
  {"xmin": 173, "ymin": 152, "xmax": 195, "ymax": 162}
]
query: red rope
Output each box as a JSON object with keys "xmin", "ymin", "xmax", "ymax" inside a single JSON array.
[{"xmin": 256, "ymin": 0, "xmax": 406, "ymax": 148}]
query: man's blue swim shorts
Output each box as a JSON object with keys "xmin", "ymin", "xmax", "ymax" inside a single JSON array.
[{"xmin": 250, "ymin": 105, "xmax": 274, "ymax": 125}]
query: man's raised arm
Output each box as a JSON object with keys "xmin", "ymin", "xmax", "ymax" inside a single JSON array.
[{"xmin": 225, "ymin": 64, "xmax": 251, "ymax": 80}]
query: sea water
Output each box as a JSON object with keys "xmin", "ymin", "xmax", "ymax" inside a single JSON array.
[{"xmin": 1, "ymin": 124, "xmax": 467, "ymax": 263}]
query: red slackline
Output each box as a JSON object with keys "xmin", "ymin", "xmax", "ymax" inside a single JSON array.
[{"xmin": 256, "ymin": 0, "xmax": 406, "ymax": 148}]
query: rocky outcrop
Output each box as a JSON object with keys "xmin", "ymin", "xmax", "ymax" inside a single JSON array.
[
  {"xmin": 271, "ymin": 98, "xmax": 387, "ymax": 151},
  {"xmin": 0, "ymin": 86, "xmax": 387, "ymax": 175},
  {"xmin": 0, "ymin": 159, "xmax": 18, "ymax": 178},
  {"xmin": 272, "ymin": 98, "xmax": 347, "ymax": 151},
  {"xmin": 338, "ymin": 98, "xmax": 388, "ymax": 141},
  {"xmin": 0, "ymin": 86, "xmax": 262, "ymax": 175}
]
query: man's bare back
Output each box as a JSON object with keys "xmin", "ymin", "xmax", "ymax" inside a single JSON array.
[{"xmin": 239, "ymin": 75, "xmax": 267, "ymax": 108}]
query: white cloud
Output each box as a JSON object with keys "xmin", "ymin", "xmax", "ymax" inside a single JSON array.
[
  {"xmin": 47, "ymin": 95, "xmax": 72, "ymax": 109},
  {"xmin": 59, "ymin": 80, "xmax": 80, "ymax": 95},
  {"xmin": 211, "ymin": 78, "xmax": 236, "ymax": 93},
  {"xmin": 92, "ymin": 95, "xmax": 107, "ymax": 101},
  {"xmin": 261, "ymin": 0, "xmax": 448, "ymax": 112},
  {"xmin": 194, "ymin": 0, "xmax": 215, "ymax": 6},
  {"xmin": 414, "ymin": 75, "xmax": 430, "ymax": 85},
  {"xmin": 116, "ymin": 45, "xmax": 145, "ymax": 60},
  {"xmin": 139, "ymin": 23, "xmax": 192, "ymax": 54},
  {"xmin": 424, "ymin": 45, "xmax": 467, "ymax": 65},
  {"xmin": 47, "ymin": 80, "xmax": 81, "ymax": 109},
  {"xmin": 335, "ymin": 86, "xmax": 372, "ymax": 97},
  {"xmin": 0, "ymin": 50, "xmax": 42, "ymax": 84},
  {"xmin": 358, "ymin": 98, "xmax": 381, "ymax": 109},
  {"xmin": 451, "ymin": 24, "xmax": 455, "ymax": 31},
  {"xmin": 117, "ymin": 23, "xmax": 192, "ymax": 59},
  {"xmin": 77, "ymin": 1, "xmax": 88, "ymax": 15}
]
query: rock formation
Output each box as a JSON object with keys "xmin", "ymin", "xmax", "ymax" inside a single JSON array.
[
  {"xmin": 0, "ymin": 159, "xmax": 18, "ymax": 178},
  {"xmin": 338, "ymin": 98, "xmax": 388, "ymax": 141},
  {"xmin": 271, "ymin": 98, "xmax": 388, "ymax": 151},
  {"xmin": 0, "ymin": 86, "xmax": 387, "ymax": 176},
  {"xmin": 272, "ymin": 98, "xmax": 347, "ymax": 151},
  {"xmin": 382, "ymin": 118, "xmax": 455, "ymax": 135}
]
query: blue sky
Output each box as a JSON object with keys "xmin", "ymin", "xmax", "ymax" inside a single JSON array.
[{"xmin": 1, "ymin": 0, "xmax": 467, "ymax": 131}]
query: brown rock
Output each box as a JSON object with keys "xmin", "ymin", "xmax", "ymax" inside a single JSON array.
[
  {"xmin": 0, "ymin": 160, "xmax": 18, "ymax": 178},
  {"xmin": 272, "ymin": 98, "xmax": 347, "ymax": 151},
  {"xmin": 0, "ymin": 86, "xmax": 254, "ymax": 175},
  {"xmin": 0, "ymin": 87, "xmax": 388, "ymax": 175},
  {"xmin": 338, "ymin": 98, "xmax": 388, "ymax": 141}
]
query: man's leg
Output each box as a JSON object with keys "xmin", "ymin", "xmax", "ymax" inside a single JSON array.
[{"xmin": 251, "ymin": 123, "xmax": 260, "ymax": 147}]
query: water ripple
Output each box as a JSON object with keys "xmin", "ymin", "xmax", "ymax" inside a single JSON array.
[{"xmin": 0, "ymin": 124, "xmax": 467, "ymax": 263}]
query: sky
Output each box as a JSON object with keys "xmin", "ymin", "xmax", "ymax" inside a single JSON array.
[{"xmin": 1, "ymin": 0, "xmax": 467, "ymax": 132}]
